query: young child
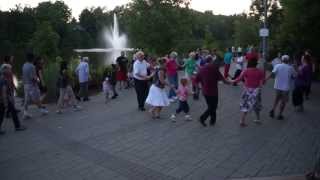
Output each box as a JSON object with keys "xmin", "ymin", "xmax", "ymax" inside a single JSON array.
[
  {"xmin": 102, "ymin": 77, "xmax": 112, "ymax": 103},
  {"xmin": 170, "ymin": 78, "xmax": 192, "ymax": 122}
]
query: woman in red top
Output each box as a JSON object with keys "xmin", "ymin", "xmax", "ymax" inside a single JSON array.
[{"xmin": 232, "ymin": 59, "xmax": 265, "ymax": 127}]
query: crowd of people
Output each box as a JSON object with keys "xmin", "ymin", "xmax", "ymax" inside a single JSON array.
[{"xmin": 0, "ymin": 47, "xmax": 315, "ymax": 135}]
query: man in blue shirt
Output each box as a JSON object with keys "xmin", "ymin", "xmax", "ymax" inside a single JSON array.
[{"xmin": 223, "ymin": 48, "xmax": 233, "ymax": 78}]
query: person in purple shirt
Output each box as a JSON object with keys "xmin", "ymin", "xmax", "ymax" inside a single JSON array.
[{"xmin": 292, "ymin": 55, "xmax": 313, "ymax": 112}]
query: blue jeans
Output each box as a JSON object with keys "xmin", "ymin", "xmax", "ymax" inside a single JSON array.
[{"xmin": 168, "ymin": 74, "xmax": 178, "ymax": 98}]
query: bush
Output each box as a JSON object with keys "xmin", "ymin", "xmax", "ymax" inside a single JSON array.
[{"xmin": 42, "ymin": 62, "xmax": 60, "ymax": 102}]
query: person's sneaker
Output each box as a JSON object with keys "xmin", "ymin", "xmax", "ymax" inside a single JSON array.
[
  {"xmin": 0, "ymin": 130, "xmax": 6, "ymax": 135},
  {"xmin": 15, "ymin": 126, "xmax": 27, "ymax": 131},
  {"xmin": 253, "ymin": 119, "xmax": 262, "ymax": 124},
  {"xmin": 269, "ymin": 110, "xmax": 275, "ymax": 118},
  {"xmin": 185, "ymin": 115, "xmax": 192, "ymax": 121},
  {"xmin": 277, "ymin": 115, "xmax": 284, "ymax": 120},
  {"xmin": 169, "ymin": 98, "xmax": 175, "ymax": 103},
  {"xmin": 173, "ymin": 96, "xmax": 178, "ymax": 100},
  {"xmin": 111, "ymin": 95, "xmax": 117, "ymax": 99},
  {"xmin": 170, "ymin": 114, "xmax": 176, "ymax": 122},
  {"xmin": 56, "ymin": 110, "xmax": 63, "ymax": 114},
  {"xmin": 73, "ymin": 105, "xmax": 82, "ymax": 111},
  {"xmin": 40, "ymin": 108, "xmax": 49, "ymax": 115},
  {"xmin": 23, "ymin": 111, "xmax": 32, "ymax": 119}
]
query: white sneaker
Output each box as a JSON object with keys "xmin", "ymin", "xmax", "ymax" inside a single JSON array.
[
  {"xmin": 253, "ymin": 119, "xmax": 262, "ymax": 124},
  {"xmin": 73, "ymin": 105, "xmax": 82, "ymax": 111},
  {"xmin": 173, "ymin": 96, "xmax": 178, "ymax": 100},
  {"xmin": 23, "ymin": 111, "xmax": 32, "ymax": 119},
  {"xmin": 56, "ymin": 110, "xmax": 63, "ymax": 114},
  {"xmin": 40, "ymin": 108, "xmax": 49, "ymax": 115},
  {"xmin": 169, "ymin": 99, "xmax": 175, "ymax": 103},
  {"xmin": 185, "ymin": 115, "xmax": 192, "ymax": 121},
  {"xmin": 170, "ymin": 114, "xmax": 176, "ymax": 122}
]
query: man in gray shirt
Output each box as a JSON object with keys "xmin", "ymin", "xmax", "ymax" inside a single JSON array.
[{"xmin": 22, "ymin": 53, "xmax": 48, "ymax": 119}]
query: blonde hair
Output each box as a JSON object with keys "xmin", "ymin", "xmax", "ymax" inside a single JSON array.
[{"xmin": 135, "ymin": 51, "xmax": 144, "ymax": 59}]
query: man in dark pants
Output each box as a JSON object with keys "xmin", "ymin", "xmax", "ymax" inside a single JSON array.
[
  {"xmin": 195, "ymin": 55, "xmax": 229, "ymax": 127},
  {"xmin": 133, "ymin": 51, "xmax": 151, "ymax": 111},
  {"xmin": 0, "ymin": 66, "xmax": 26, "ymax": 135}
]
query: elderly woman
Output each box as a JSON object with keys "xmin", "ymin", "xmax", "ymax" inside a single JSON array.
[
  {"xmin": 166, "ymin": 51, "xmax": 179, "ymax": 101},
  {"xmin": 232, "ymin": 59, "xmax": 265, "ymax": 126},
  {"xmin": 146, "ymin": 58, "xmax": 170, "ymax": 119}
]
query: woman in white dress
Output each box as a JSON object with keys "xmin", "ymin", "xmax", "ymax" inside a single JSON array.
[{"xmin": 146, "ymin": 58, "xmax": 170, "ymax": 119}]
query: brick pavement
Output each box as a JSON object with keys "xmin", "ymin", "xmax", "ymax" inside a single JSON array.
[{"xmin": 0, "ymin": 77, "xmax": 319, "ymax": 180}]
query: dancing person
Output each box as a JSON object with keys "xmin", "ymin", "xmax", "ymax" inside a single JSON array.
[
  {"xmin": 232, "ymin": 52, "xmax": 244, "ymax": 86},
  {"xmin": 0, "ymin": 65, "xmax": 27, "ymax": 135},
  {"xmin": 265, "ymin": 55, "xmax": 296, "ymax": 120},
  {"xmin": 170, "ymin": 78, "xmax": 192, "ymax": 122},
  {"xmin": 166, "ymin": 51, "xmax": 179, "ymax": 102},
  {"xmin": 75, "ymin": 57, "xmax": 90, "ymax": 101},
  {"xmin": 145, "ymin": 58, "xmax": 169, "ymax": 119},
  {"xmin": 102, "ymin": 77, "xmax": 112, "ymax": 103},
  {"xmin": 184, "ymin": 52, "xmax": 199, "ymax": 100},
  {"xmin": 34, "ymin": 56, "xmax": 47, "ymax": 102},
  {"xmin": 302, "ymin": 50, "xmax": 313, "ymax": 100},
  {"xmin": 231, "ymin": 59, "xmax": 265, "ymax": 126},
  {"xmin": 223, "ymin": 48, "xmax": 233, "ymax": 78},
  {"xmin": 271, "ymin": 53, "xmax": 282, "ymax": 68},
  {"xmin": 196, "ymin": 55, "xmax": 229, "ymax": 127},
  {"xmin": 116, "ymin": 52, "xmax": 129, "ymax": 90},
  {"xmin": 22, "ymin": 53, "xmax": 48, "ymax": 119},
  {"xmin": 133, "ymin": 51, "xmax": 151, "ymax": 111},
  {"xmin": 56, "ymin": 67, "xmax": 81, "ymax": 114},
  {"xmin": 1, "ymin": 56, "xmax": 19, "ymax": 116},
  {"xmin": 292, "ymin": 55, "xmax": 313, "ymax": 112},
  {"xmin": 110, "ymin": 64, "xmax": 118, "ymax": 99}
]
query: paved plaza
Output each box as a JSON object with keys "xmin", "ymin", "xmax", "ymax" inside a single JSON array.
[{"xmin": 1, "ymin": 78, "xmax": 319, "ymax": 180}]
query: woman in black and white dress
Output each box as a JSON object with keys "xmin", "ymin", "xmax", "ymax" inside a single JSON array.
[{"xmin": 146, "ymin": 58, "xmax": 170, "ymax": 119}]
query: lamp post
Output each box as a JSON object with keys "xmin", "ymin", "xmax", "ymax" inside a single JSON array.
[{"xmin": 262, "ymin": 0, "xmax": 268, "ymax": 68}]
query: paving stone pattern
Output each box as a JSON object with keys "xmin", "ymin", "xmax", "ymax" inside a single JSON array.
[{"xmin": 0, "ymin": 78, "xmax": 319, "ymax": 180}]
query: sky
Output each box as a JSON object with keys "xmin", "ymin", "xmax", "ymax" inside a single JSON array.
[{"xmin": 0, "ymin": 0, "xmax": 252, "ymax": 18}]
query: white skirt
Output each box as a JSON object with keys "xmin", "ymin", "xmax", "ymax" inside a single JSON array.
[{"xmin": 146, "ymin": 84, "xmax": 170, "ymax": 107}]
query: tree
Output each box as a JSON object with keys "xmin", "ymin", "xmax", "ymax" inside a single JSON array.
[
  {"xmin": 233, "ymin": 15, "xmax": 260, "ymax": 47},
  {"xmin": 31, "ymin": 22, "xmax": 60, "ymax": 59}
]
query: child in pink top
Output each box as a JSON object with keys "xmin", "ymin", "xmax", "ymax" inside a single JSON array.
[
  {"xmin": 170, "ymin": 78, "xmax": 192, "ymax": 122},
  {"xmin": 231, "ymin": 60, "xmax": 265, "ymax": 127}
]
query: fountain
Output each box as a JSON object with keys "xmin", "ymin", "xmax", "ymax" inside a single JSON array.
[{"xmin": 74, "ymin": 13, "xmax": 134, "ymax": 64}]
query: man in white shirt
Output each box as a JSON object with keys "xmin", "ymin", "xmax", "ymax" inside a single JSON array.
[
  {"xmin": 265, "ymin": 55, "xmax": 296, "ymax": 120},
  {"xmin": 133, "ymin": 51, "xmax": 150, "ymax": 111},
  {"xmin": 75, "ymin": 57, "xmax": 90, "ymax": 101}
]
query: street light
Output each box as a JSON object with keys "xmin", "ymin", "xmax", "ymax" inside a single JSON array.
[{"xmin": 261, "ymin": 0, "xmax": 268, "ymax": 68}]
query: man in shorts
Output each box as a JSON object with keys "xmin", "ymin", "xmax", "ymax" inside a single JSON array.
[
  {"xmin": 265, "ymin": 55, "xmax": 296, "ymax": 120},
  {"xmin": 22, "ymin": 53, "xmax": 48, "ymax": 119}
]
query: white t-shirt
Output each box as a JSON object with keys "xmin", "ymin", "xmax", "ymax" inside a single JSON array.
[
  {"xmin": 272, "ymin": 63, "xmax": 296, "ymax": 91},
  {"xmin": 133, "ymin": 60, "xmax": 149, "ymax": 80},
  {"xmin": 235, "ymin": 56, "xmax": 244, "ymax": 70},
  {"xmin": 76, "ymin": 61, "xmax": 89, "ymax": 83}
]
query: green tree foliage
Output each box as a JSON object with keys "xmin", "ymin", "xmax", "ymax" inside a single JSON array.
[
  {"xmin": 233, "ymin": 15, "xmax": 259, "ymax": 47},
  {"xmin": 279, "ymin": 0, "xmax": 320, "ymax": 56},
  {"xmin": 31, "ymin": 22, "xmax": 60, "ymax": 59}
]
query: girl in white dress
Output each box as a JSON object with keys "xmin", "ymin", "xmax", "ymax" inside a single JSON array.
[{"xmin": 146, "ymin": 58, "xmax": 170, "ymax": 118}]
